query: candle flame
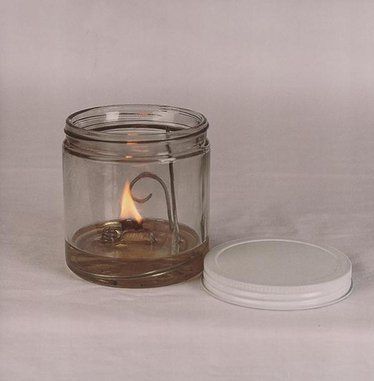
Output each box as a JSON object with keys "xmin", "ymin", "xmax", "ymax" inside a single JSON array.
[{"xmin": 120, "ymin": 181, "xmax": 142, "ymax": 223}]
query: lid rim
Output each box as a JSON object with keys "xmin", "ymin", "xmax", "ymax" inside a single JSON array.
[{"xmin": 203, "ymin": 278, "xmax": 353, "ymax": 310}]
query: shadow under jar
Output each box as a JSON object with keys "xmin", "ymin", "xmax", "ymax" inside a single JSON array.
[{"xmin": 63, "ymin": 105, "xmax": 210, "ymax": 287}]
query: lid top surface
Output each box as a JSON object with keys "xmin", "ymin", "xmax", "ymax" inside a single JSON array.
[{"xmin": 210, "ymin": 240, "xmax": 349, "ymax": 287}]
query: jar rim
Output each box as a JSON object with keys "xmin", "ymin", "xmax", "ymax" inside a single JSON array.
[{"xmin": 65, "ymin": 104, "xmax": 209, "ymax": 143}]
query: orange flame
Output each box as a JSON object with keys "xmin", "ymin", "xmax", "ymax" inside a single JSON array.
[{"xmin": 120, "ymin": 181, "xmax": 142, "ymax": 223}]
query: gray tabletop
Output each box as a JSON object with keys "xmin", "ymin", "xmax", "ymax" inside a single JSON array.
[{"xmin": 1, "ymin": 1, "xmax": 374, "ymax": 380}]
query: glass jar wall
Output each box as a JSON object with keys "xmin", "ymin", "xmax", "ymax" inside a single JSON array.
[{"xmin": 63, "ymin": 105, "xmax": 210, "ymax": 287}]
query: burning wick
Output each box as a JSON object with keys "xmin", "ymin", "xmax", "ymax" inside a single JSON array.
[
  {"xmin": 101, "ymin": 180, "xmax": 154, "ymax": 244},
  {"xmin": 119, "ymin": 218, "xmax": 143, "ymax": 231}
]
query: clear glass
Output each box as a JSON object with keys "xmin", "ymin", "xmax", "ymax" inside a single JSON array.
[{"xmin": 63, "ymin": 105, "xmax": 210, "ymax": 287}]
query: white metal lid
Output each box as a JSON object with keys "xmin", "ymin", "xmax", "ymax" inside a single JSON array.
[{"xmin": 202, "ymin": 239, "xmax": 352, "ymax": 310}]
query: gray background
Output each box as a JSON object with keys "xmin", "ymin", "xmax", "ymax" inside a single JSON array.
[{"xmin": 1, "ymin": 1, "xmax": 374, "ymax": 380}]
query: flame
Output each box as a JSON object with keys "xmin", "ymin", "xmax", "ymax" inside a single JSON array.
[{"xmin": 119, "ymin": 180, "xmax": 142, "ymax": 223}]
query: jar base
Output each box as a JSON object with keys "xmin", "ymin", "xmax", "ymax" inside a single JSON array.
[{"xmin": 65, "ymin": 239, "xmax": 208, "ymax": 288}]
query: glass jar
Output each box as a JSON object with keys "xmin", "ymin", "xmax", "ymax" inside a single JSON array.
[{"xmin": 63, "ymin": 105, "xmax": 210, "ymax": 288}]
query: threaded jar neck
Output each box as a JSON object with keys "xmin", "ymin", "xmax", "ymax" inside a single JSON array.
[
  {"xmin": 65, "ymin": 104, "xmax": 208, "ymax": 143},
  {"xmin": 64, "ymin": 104, "xmax": 209, "ymax": 162}
]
